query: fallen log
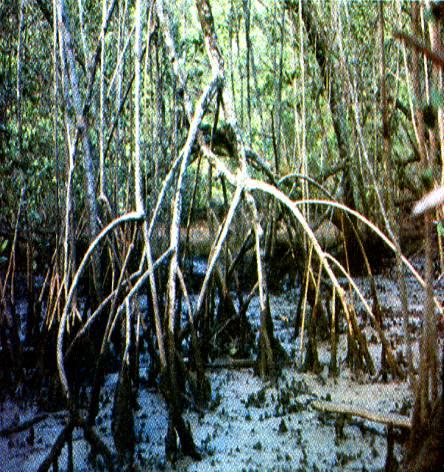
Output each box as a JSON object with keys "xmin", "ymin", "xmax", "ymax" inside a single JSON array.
[{"xmin": 312, "ymin": 400, "xmax": 411, "ymax": 430}]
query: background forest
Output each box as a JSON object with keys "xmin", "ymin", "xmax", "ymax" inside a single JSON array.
[{"xmin": 0, "ymin": 0, "xmax": 443, "ymax": 470}]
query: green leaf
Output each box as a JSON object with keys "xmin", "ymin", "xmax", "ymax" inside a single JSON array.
[
  {"xmin": 0, "ymin": 239, "xmax": 8, "ymax": 254},
  {"xmin": 421, "ymin": 168, "xmax": 434, "ymax": 191}
]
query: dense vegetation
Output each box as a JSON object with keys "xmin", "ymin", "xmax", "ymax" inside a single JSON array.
[{"xmin": 0, "ymin": 0, "xmax": 442, "ymax": 470}]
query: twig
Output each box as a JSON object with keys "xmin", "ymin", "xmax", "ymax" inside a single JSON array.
[{"xmin": 0, "ymin": 414, "xmax": 51, "ymax": 437}]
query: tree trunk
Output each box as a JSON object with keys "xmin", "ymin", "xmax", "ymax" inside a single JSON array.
[
  {"xmin": 56, "ymin": 0, "xmax": 102, "ymax": 297},
  {"xmin": 298, "ymin": 2, "xmax": 361, "ymax": 268}
]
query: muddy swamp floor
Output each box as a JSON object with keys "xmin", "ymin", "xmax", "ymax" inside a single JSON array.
[{"xmin": 0, "ymin": 250, "xmax": 443, "ymax": 471}]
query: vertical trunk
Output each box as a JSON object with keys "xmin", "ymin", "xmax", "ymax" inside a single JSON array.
[
  {"xmin": 379, "ymin": 2, "xmax": 405, "ymax": 381},
  {"xmin": 303, "ymin": 308, "xmax": 321, "ymax": 374},
  {"xmin": 195, "ymin": 0, "xmax": 287, "ymax": 379},
  {"xmin": 405, "ymin": 5, "xmax": 442, "ymax": 470},
  {"xmin": 252, "ymin": 201, "xmax": 288, "ymax": 378},
  {"xmin": 53, "ymin": 0, "xmax": 61, "ymax": 252},
  {"xmin": 56, "ymin": 0, "xmax": 102, "ymax": 297},
  {"xmin": 328, "ymin": 287, "xmax": 339, "ymax": 377},
  {"xmin": 155, "ymin": 0, "xmax": 223, "ymax": 459},
  {"xmin": 242, "ymin": 0, "xmax": 252, "ymax": 138},
  {"xmin": 99, "ymin": 0, "xmax": 107, "ymax": 202},
  {"xmin": 430, "ymin": 0, "xmax": 444, "ymax": 274},
  {"xmin": 17, "ymin": 0, "xmax": 25, "ymax": 162},
  {"xmin": 411, "ymin": 1, "xmax": 438, "ymax": 421},
  {"xmin": 135, "ymin": 0, "xmax": 166, "ymax": 373},
  {"xmin": 298, "ymin": 3, "xmax": 359, "ymax": 267}
]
